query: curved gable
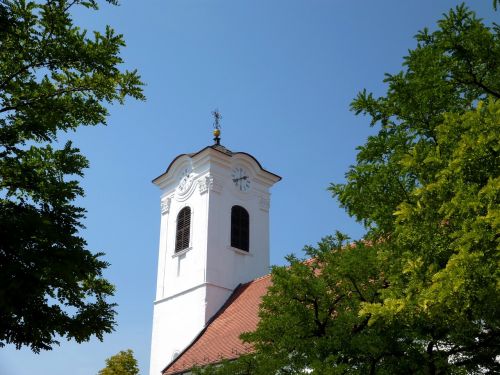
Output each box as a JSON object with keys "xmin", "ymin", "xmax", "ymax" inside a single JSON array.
[{"xmin": 152, "ymin": 145, "xmax": 281, "ymax": 186}]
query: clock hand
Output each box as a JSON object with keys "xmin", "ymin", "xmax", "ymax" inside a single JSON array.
[{"xmin": 232, "ymin": 176, "xmax": 248, "ymax": 182}]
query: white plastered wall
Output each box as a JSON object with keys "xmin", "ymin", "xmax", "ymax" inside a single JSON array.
[{"xmin": 149, "ymin": 148, "xmax": 279, "ymax": 375}]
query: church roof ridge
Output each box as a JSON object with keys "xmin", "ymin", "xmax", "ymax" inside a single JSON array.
[{"xmin": 246, "ymin": 272, "xmax": 272, "ymax": 284}]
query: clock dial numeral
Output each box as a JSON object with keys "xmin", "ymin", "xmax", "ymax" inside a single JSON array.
[
  {"xmin": 231, "ymin": 167, "xmax": 251, "ymax": 192},
  {"xmin": 177, "ymin": 168, "xmax": 192, "ymax": 193}
]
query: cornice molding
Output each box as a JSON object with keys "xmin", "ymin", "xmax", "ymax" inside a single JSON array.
[
  {"xmin": 160, "ymin": 196, "xmax": 172, "ymax": 215},
  {"xmin": 198, "ymin": 174, "xmax": 222, "ymax": 195}
]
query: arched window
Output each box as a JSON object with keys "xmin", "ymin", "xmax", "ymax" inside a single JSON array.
[
  {"xmin": 175, "ymin": 207, "xmax": 191, "ymax": 252},
  {"xmin": 231, "ymin": 205, "xmax": 249, "ymax": 252}
]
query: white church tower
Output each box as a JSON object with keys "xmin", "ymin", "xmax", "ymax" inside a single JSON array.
[{"xmin": 149, "ymin": 125, "xmax": 281, "ymax": 375}]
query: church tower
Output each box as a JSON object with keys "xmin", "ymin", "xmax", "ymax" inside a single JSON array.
[{"xmin": 149, "ymin": 128, "xmax": 281, "ymax": 375}]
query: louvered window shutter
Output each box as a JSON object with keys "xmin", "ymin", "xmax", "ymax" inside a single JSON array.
[
  {"xmin": 231, "ymin": 205, "xmax": 249, "ymax": 251},
  {"xmin": 175, "ymin": 207, "xmax": 191, "ymax": 252}
]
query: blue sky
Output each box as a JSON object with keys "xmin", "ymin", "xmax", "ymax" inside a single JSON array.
[{"xmin": 0, "ymin": 1, "xmax": 496, "ymax": 374}]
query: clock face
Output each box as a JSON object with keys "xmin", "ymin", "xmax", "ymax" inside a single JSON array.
[
  {"xmin": 177, "ymin": 167, "xmax": 193, "ymax": 194},
  {"xmin": 231, "ymin": 167, "xmax": 251, "ymax": 192}
]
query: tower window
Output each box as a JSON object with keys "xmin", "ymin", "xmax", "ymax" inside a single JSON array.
[
  {"xmin": 231, "ymin": 205, "xmax": 249, "ymax": 252},
  {"xmin": 175, "ymin": 207, "xmax": 191, "ymax": 252}
]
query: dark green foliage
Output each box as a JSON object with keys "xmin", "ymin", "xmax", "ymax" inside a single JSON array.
[
  {"xmin": 98, "ymin": 349, "xmax": 140, "ymax": 375},
  {"xmin": 200, "ymin": 5, "xmax": 499, "ymax": 375},
  {"xmin": 0, "ymin": 0, "xmax": 144, "ymax": 352},
  {"xmin": 243, "ymin": 235, "xmax": 394, "ymax": 375},
  {"xmin": 192, "ymin": 355, "xmax": 260, "ymax": 375}
]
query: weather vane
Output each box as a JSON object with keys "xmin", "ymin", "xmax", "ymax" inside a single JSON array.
[{"xmin": 212, "ymin": 109, "xmax": 222, "ymax": 145}]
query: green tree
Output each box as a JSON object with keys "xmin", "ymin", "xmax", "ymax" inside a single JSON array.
[
  {"xmin": 242, "ymin": 235, "xmax": 393, "ymax": 375},
  {"xmin": 330, "ymin": 5, "xmax": 500, "ymax": 372},
  {"xmin": 199, "ymin": 5, "xmax": 499, "ymax": 375},
  {"xmin": 98, "ymin": 349, "xmax": 140, "ymax": 375},
  {"xmin": 0, "ymin": 0, "xmax": 144, "ymax": 352}
]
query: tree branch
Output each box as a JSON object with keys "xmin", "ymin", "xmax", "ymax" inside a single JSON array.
[
  {"xmin": 452, "ymin": 43, "xmax": 500, "ymax": 98},
  {"xmin": 0, "ymin": 85, "xmax": 95, "ymax": 114},
  {"xmin": 347, "ymin": 276, "xmax": 367, "ymax": 302},
  {"xmin": 351, "ymin": 314, "xmax": 370, "ymax": 334}
]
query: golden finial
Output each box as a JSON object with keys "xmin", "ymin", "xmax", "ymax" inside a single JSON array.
[{"xmin": 212, "ymin": 109, "xmax": 222, "ymax": 145}]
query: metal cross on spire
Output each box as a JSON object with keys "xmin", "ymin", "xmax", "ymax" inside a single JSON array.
[{"xmin": 212, "ymin": 109, "xmax": 222, "ymax": 145}]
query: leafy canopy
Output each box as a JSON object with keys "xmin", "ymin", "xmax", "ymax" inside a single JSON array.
[
  {"xmin": 98, "ymin": 349, "xmax": 140, "ymax": 375},
  {"xmin": 0, "ymin": 0, "xmax": 144, "ymax": 352},
  {"xmin": 198, "ymin": 5, "xmax": 499, "ymax": 374}
]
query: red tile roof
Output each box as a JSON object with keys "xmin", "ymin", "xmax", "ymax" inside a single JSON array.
[{"xmin": 162, "ymin": 274, "xmax": 272, "ymax": 375}]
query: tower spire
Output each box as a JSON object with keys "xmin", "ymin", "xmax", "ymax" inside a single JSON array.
[{"xmin": 212, "ymin": 109, "xmax": 222, "ymax": 145}]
